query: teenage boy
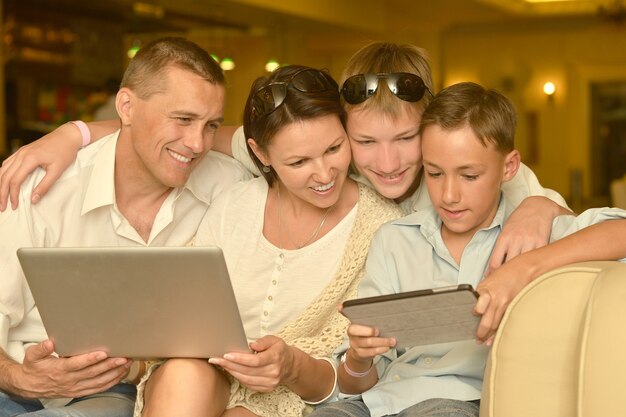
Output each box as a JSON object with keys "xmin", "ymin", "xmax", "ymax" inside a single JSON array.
[{"xmin": 310, "ymin": 82, "xmax": 626, "ymax": 417}]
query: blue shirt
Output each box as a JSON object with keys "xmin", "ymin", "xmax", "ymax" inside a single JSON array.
[{"xmin": 338, "ymin": 196, "xmax": 626, "ymax": 417}]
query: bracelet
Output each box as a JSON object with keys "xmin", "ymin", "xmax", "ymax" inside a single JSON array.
[
  {"xmin": 124, "ymin": 360, "xmax": 147, "ymax": 385},
  {"xmin": 69, "ymin": 120, "xmax": 91, "ymax": 148},
  {"xmin": 341, "ymin": 351, "xmax": 372, "ymax": 378}
]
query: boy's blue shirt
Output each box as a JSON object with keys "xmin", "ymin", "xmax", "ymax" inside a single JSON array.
[{"xmin": 334, "ymin": 196, "xmax": 626, "ymax": 417}]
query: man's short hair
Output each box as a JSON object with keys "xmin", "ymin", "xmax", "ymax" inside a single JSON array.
[
  {"xmin": 121, "ymin": 37, "xmax": 225, "ymax": 100},
  {"xmin": 419, "ymin": 82, "xmax": 517, "ymax": 153}
]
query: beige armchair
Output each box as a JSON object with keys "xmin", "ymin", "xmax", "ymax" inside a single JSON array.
[{"xmin": 480, "ymin": 261, "xmax": 626, "ymax": 417}]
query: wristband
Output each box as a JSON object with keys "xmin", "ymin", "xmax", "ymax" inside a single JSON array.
[
  {"xmin": 69, "ymin": 120, "xmax": 91, "ymax": 148},
  {"xmin": 341, "ymin": 351, "xmax": 372, "ymax": 378}
]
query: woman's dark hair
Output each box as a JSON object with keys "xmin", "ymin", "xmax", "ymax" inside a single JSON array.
[{"xmin": 243, "ymin": 65, "xmax": 344, "ymax": 186}]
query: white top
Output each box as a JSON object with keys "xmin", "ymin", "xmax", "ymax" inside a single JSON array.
[
  {"xmin": 231, "ymin": 126, "xmax": 568, "ymax": 215},
  {"xmin": 195, "ymin": 177, "xmax": 357, "ymax": 340},
  {"xmin": 0, "ymin": 131, "xmax": 251, "ymax": 363}
]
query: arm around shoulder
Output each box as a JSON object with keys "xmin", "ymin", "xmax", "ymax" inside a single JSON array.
[{"xmin": 0, "ymin": 119, "xmax": 120, "ymax": 211}]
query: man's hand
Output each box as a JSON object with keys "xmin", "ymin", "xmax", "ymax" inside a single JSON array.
[{"xmin": 9, "ymin": 340, "xmax": 131, "ymax": 399}]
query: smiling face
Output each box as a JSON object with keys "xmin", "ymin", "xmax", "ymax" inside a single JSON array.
[
  {"xmin": 346, "ymin": 104, "xmax": 423, "ymax": 202},
  {"xmin": 118, "ymin": 65, "xmax": 225, "ymax": 189},
  {"xmin": 249, "ymin": 114, "xmax": 352, "ymax": 209},
  {"xmin": 422, "ymin": 123, "xmax": 519, "ymax": 242}
]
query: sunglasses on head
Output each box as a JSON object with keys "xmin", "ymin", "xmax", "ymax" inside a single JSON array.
[
  {"xmin": 250, "ymin": 68, "xmax": 336, "ymax": 122},
  {"xmin": 340, "ymin": 72, "xmax": 430, "ymax": 105}
]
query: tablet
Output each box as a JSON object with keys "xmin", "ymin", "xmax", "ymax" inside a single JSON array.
[
  {"xmin": 17, "ymin": 246, "xmax": 250, "ymax": 359},
  {"xmin": 342, "ymin": 284, "xmax": 480, "ymax": 348}
]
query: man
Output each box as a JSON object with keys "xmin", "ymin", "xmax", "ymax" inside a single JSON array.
[{"xmin": 0, "ymin": 37, "xmax": 249, "ymax": 416}]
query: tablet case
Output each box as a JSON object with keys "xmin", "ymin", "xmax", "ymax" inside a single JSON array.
[{"xmin": 342, "ymin": 285, "xmax": 480, "ymax": 348}]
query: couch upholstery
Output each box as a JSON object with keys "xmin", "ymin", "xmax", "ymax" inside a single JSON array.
[{"xmin": 480, "ymin": 261, "xmax": 626, "ymax": 417}]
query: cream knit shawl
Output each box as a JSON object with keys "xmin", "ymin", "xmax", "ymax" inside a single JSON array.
[{"xmin": 134, "ymin": 184, "xmax": 402, "ymax": 417}]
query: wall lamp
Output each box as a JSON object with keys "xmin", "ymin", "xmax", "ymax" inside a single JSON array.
[{"xmin": 543, "ymin": 82, "xmax": 556, "ymax": 100}]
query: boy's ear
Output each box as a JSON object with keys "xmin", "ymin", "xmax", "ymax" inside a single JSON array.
[
  {"xmin": 502, "ymin": 149, "xmax": 521, "ymax": 182},
  {"xmin": 116, "ymin": 88, "xmax": 133, "ymax": 125},
  {"xmin": 247, "ymin": 138, "xmax": 270, "ymax": 167}
]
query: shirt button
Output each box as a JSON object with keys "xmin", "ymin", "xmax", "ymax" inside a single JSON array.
[
  {"xmin": 277, "ymin": 265, "xmax": 282, "ymax": 271},
  {"xmin": 272, "ymin": 280, "xmax": 277, "ymax": 285},
  {"xmin": 424, "ymin": 357, "xmax": 432, "ymax": 365},
  {"xmin": 392, "ymin": 374, "xmax": 401, "ymax": 381},
  {"xmin": 267, "ymin": 295, "xmax": 273, "ymax": 301},
  {"xmin": 279, "ymin": 253, "xmax": 284, "ymax": 259},
  {"xmin": 263, "ymin": 311, "xmax": 269, "ymax": 316}
]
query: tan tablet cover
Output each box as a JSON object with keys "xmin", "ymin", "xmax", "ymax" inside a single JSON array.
[{"xmin": 342, "ymin": 286, "xmax": 479, "ymax": 348}]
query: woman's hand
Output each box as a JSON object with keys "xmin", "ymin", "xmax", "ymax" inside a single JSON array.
[{"xmin": 208, "ymin": 335, "xmax": 294, "ymax": 393}]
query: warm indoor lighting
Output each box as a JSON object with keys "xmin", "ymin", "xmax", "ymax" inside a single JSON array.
[
  {"xmin": 543, "ymin": 81, "xmax": 556, "ymax": 96},
  {"xmin": 525, "ymin": 0, "xmax": 578, "ymax": 3},
  {"xmin": 220, "ymin": 57, "xmax": 235, "ymax": 71},
  {"xmin": 265, "ymin": 59, "xmax": 280, "ymax": 72},
  {"xmin": 127, "ymin": 41, "xmax": 141, "ymax": 59}
]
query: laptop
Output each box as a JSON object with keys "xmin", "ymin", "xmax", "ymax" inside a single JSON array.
[{"xmin": 17, "ymin": 246, "xmax": 250, "ymax": 359}]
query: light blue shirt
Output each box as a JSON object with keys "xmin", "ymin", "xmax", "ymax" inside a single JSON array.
[{"xmin": 338, "ymin": 196, "xmax": 626, "ymax": 417}]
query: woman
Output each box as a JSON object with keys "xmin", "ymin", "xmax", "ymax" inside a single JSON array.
[{"xmin": 134, "ymin": 65, "xmax": 401, "ymax": 417}]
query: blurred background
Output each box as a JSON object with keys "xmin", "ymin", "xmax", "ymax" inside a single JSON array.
[{"xmin": 2, "ymin": 0, "xmax": 626, "ymax": 211}]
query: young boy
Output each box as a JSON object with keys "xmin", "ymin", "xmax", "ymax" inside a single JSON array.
[{"xmin": 310, "ymin": 82, "xmax": 626, "ymax": 417}]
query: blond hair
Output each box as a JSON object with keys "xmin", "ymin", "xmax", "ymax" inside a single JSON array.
[{"xmin": 341, "ymin": 42, "xmax": 433, "ymax": 117}]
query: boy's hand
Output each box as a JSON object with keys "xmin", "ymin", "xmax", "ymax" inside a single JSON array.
[
  {"xmin": 487, "ymin": 196, "xmax": 568, "ymax": 273},
  {"xmin": 0, "ymin": 123, "xmax": 82, "ymax": 211},
  {"xmin": 474, "ymin": 256, "xmax": 536, "ymax": 344},
  {"xmin": 347, "ymin": 323, "xmax": 396, "ymax": 362}
]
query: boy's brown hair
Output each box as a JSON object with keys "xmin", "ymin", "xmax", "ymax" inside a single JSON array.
[{"xmin": 419, "ymin": 82, "xmax": 516, "ymax": 153}]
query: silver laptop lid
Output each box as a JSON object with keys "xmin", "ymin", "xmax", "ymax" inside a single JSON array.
[{"xmin": 17, "ymin": 246, "xmax": 249, "ymax": 359}]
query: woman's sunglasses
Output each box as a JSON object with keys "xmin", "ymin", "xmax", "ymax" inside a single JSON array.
[
  {"xmin": 250, "ymin": 68, "xmax": 337, "ymax": 122},
  {"xmin": 340, "ymin": 72, "xmax": 430, "ymax": 105}
]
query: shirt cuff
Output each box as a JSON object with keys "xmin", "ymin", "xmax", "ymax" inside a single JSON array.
[{"xmin": 303, "ymin": 357, "xmax": 338, "ymax": 405}]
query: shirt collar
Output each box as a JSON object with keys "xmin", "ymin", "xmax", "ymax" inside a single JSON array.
[
  {"xmin": 392, "ymin": 193, "xmax": 513, "ymax": 236},
  {"xmin": 81, "ymin": 132, "xmax": 119, "ymax": 215},
  {"xmin": 81, "ymin": 131, "xmax": 202, "ymax": 215}
]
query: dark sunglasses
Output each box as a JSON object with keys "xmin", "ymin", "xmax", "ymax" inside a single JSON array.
[
  {"xmin": 250, "ymin": 68, "xmax": 336, "ymax": 122},
  {"xmin": 340, "ymin": 72, "xmax": 430, "ymax": 105}
]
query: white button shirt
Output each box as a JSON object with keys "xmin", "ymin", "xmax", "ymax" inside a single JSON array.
[{"xmin": 0, "ymin": 131, "xmax": 250, "ymax": 364}]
